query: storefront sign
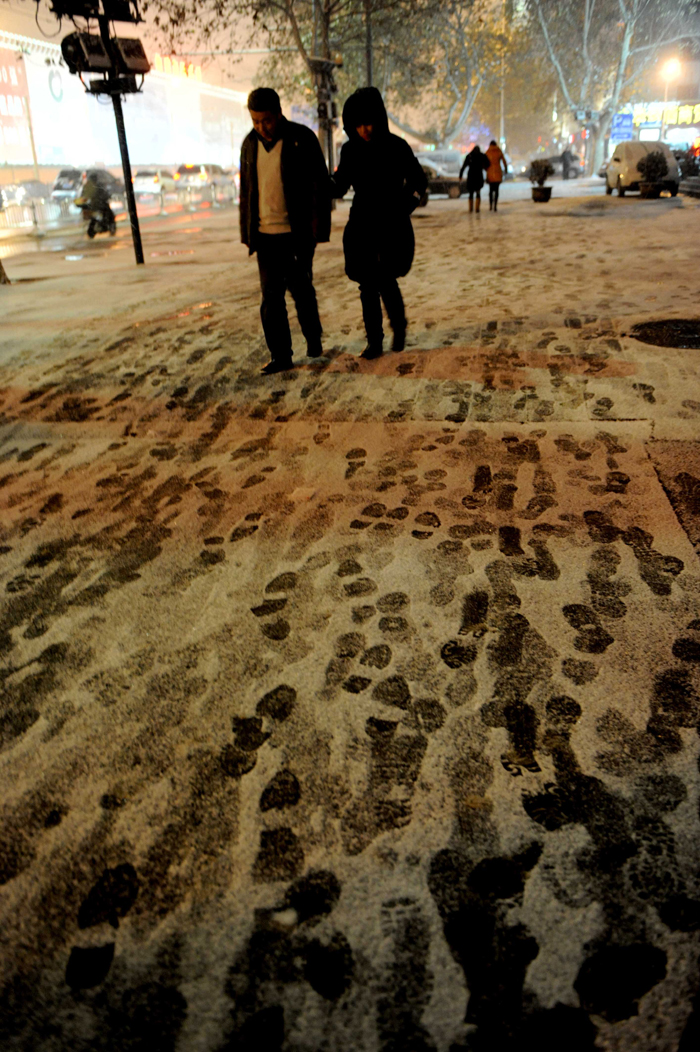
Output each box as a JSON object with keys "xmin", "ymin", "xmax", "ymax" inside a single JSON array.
[
  {"xmin": 632, "ymin": 101, "xmax": 700, "ymax": 126},
  {"xmin": 0, "ymin": 48, "xmax": 32, "ymax": 164},
  {"xmin": 153, "ymin": 53, "xmax": 202, "ymax": 81}
]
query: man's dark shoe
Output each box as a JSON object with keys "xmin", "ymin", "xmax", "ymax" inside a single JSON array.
[
  {"xmin": 306, "ymin": 340, "xmax": 324, "ymax": 358},
  {"xmin": 392, "ymin": 327, "xmax": 406, "ymax": 353},
  {"xmin": 261, "ymin": 359, "xmax": 294, "ymax": 375},
  {"xmin": 360, "ymin": 344, "xmax": 383, "ymax": 360}
]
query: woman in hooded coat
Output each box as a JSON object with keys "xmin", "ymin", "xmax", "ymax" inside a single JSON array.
[
  {"xmin": 459, "ymin": 145, "xmax": 490, "ymax": 212},
  {"xmin": 331, "ymin": 87, "xmax": 427, "ymax": 359}
]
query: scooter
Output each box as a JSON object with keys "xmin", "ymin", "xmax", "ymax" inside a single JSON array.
[
  {"xmin": 82, "ymin": 205, "xmax": 116, "ymax": 239},
  {"xmin": 75, "ymin": 196, "xmax": 117, "ymax": 238}
]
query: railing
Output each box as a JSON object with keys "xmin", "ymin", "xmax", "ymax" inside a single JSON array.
[{"xmin": 0, "ymin": 198, "xmax": 71, "ymax": 235}]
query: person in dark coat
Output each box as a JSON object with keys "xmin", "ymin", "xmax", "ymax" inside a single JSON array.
[
  {"xmin": 561, "ymin": 147, "xmax": 573, "ymax": 180},
  {"xmin": 331, "ymin": 87, "xmax": 427, "ymax": 359},
  {"xmin": 239, "ymin": 87, "xmax": 331, "ymax": 374},
  {"xmin": 459, "ymin": 145, "xmax": 490, "ymax": 212}
]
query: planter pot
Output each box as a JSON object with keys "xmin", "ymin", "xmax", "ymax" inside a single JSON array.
[
  {"xmin": 639, "ymin": 182, "xmax": 662, "ymax": 199},
  {"xmin": 532, "ymin": 186, "xmax": 552, "ymax": 202}
]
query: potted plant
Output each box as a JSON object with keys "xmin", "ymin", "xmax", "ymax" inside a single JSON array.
[
  {"xmin": 636, "ymin": 150, "xmax": 669, "ymax": 198},
  {"xmin": 528, "ymin": 159, "xmax": 555, "ymax": 202}
]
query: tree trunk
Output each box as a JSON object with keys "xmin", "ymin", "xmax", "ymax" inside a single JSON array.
[
  {"xmin": 590, "ymin": 111, "xmax": 613, "ymax": 176},
  {"xmin": 0, "ymin": 260, "xmax": 9, "ymax": 285}
]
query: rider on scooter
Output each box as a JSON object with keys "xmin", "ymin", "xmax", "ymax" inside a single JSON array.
[{"xmin": 76, "ymin": 173, "xmax": 116, "ymax": 236}]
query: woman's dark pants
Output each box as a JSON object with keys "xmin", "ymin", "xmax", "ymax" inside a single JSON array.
[
  {"xmin": 488, "ymin": 182, "xmax": 500, "ymax": 209},
  {"xmin": 256, "ymin": 233, "xmax": 322, "ymax": 362},
  {"xmin": 359, "ymin": 277, "xmax": 406, "ymax": 348}
]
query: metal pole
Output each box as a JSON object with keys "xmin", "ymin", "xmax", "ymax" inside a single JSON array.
[
  {"xmin": 365, "ymin": 0, "xmax": 373, "ymax": 87},
  {"xmin": 661, "ymin": 77, "xmax": 669, "ymax": 142},
  {"xmin": 98, "ymin": 15, "xmax": 144, "ymax": 265},
  {"xmin": 21, "ymin": 92, "xmax": 41, "ymax": 182},
  {"xmin": 111, "ymin": 91, "xmax": 144, "ymax": 264},
  {"xmin": 499, "ymin": 0, "xmax": 506, "ymax": 148}
]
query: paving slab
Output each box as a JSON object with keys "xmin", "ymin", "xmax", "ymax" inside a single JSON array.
[{"xmin": 1, "ymin": 193, "xmax": 700, "ymax": 1050}]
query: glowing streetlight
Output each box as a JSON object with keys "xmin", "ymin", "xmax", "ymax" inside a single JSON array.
[{"xmin": 660, "ymin": 58, "xmax": 681, "ymax": 141}]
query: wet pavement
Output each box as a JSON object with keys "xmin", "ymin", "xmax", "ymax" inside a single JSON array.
[{"xmin": 1, "ymin": 186, "xmax": 700, "ymax": 1051}]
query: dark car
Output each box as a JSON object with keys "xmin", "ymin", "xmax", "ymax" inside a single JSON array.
[
  {"xmin": 82, "ymin": 168, "xmax": 125, "ymax": 198},
  {"xmin": 544, "ymin": 153, "xmax": 584, "ymax": 178},
  {"xmin": 418, "ymin": 161, "xmax": 464, "ymax": 204},
  {"xmin": 51, "ymin": 167, "xmax": 83, "ymax": 202}
]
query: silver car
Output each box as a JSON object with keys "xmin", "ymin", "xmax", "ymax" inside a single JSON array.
[
  {"xmin": 174, "ymin": 164, "xmax": 237, "ymax": 201},
  {"xmin": 132, "ymin": 168, "xmax": 176, "ymax": 199}
]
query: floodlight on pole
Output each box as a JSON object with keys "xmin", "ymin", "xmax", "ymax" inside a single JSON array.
[{"xmin": 660, "ymin": 58, "xmax": 681, "ymax": 142}]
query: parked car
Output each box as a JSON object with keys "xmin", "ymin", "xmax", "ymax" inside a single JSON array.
[
  {"xmin": 222, "ymin": 167, "xmax": 240, "ymax": 197},
  {"xmin": 17, "ymin": 180, "xmax": 52, "ymax": 201},
  {"xmin": 418, "ymin": 161, "xmax": 464, "ymax": 202},
  {"xmin": 132, "ymin": 168, "xmax": 177, "ymax": 198},
  {"xmin": 79, "ymin": 168, "xmax": 125, "ymax": 199},
  {"xmin": 0, "ymin": 185, "xmax": 17, "ymax": 210},
  {"xmin": 543, "ymin": 152, "xmax": 584, "ymax": 178},
  {"xmin": 1, "ymin": 181, "xmax": 52, "ymax": 209},
  {"xmin": 51, "ymin": 167, "xmax": 83, "ymax": 203},
  {"xmin": 416, "ymin": 150, "xmax": 464, "ymax": 176},
  {"xmin": 605, "ymin": 140, "xmax": 680, "ymax": 196},
  {"xmin": 174, "ymin": 164, "xmax": 237, "ymax": 200},
  {"xmin": 597, "ymin": 159, "xmax": 609, "ymax": 179}
]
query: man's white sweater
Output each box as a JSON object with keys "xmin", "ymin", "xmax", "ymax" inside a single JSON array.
[{"xmin": 257, "ymin": 139, "xmax": 291, "ymax": 234}]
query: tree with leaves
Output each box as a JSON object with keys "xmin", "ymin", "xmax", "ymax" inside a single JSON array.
[
  {"xmin": 526, "ymin": 0, "xmax": 700, "ymax": 172},
  {"xmin": 145, "ymin": 0, "xmax": 503, "ymax": 148},
  {"xmin": 380, "ymin": 0, "xmax": 503, "ymax": 147}
]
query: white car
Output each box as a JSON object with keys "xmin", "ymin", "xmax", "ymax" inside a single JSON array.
[
  {"xmin": 132, "ymin": 168, "xmax": 177, "ymax": 199},
  {"xmin": 605, "ymin": 140, "xmax": 680, "ymax": 196}
]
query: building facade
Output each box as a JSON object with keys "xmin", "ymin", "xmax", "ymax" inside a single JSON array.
[{"xmin": 0, "ymin": 30, "xmax": 251, "ymax": 173}]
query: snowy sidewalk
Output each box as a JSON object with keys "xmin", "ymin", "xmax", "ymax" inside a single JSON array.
[{"xmin": 1, "ymin": 191, "xmax": 700, "ymax": 1051}]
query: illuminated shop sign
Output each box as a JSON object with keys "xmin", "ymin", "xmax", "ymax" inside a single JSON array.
[
  {"xmin": 0, "ymin": 48, "xmax": 31, "ymax": 163},
  {"xmin": 153, "ymin": 53, "xmax": 202, "ymax": 80},
  {"xmin": 632, "ymin": 102, "xmax": 700, "ymax": 126}
]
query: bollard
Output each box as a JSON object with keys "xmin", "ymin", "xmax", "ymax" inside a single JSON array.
[
  {"xmin": 188, "ymin": 185, "xmax": 196, "ymax": 212},
  {"xmin": 30, "ymin": 200, "xmax": 46, "ymax": 240},
  {"xmin": 159, "ymin": 189, "xmax": 167, "ymax": 216}
]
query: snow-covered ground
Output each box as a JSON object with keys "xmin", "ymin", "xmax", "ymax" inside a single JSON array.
[{"xmin": 1, "ymin": 187, "xmax": 700, "ymax": 1051}]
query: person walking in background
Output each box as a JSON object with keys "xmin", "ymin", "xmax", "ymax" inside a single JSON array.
[
  {"xmin": 239, "ymin": 87, "xmax": 331, "ymax": 375},
  {"xmin": 561, "ymin": 146, "xmax": 573, "ymax": 180},
  {"xmin": 460, "ymin": 145, "xmax": 490, "ymax": 212},
  {"xmin": 331, "ymin": 87, "xmax": 427, "ymax": 360},
  {"xmin": 485, "ymin": 139, "xmax": 507, "ymax": 211}
]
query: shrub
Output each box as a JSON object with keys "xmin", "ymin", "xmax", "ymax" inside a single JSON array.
[
  {"xmin": 678, "ymin": 149, "xmax": 700, "ymax": 179},
  {"xmin": 636, "ymin": 150, "xmax": 669, "ymax": 182},
  {"xmin": 527, "ymin": 159, "xmax": 555, "ymax": 186}
]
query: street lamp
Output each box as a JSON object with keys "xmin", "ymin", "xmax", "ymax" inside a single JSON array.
[{"xmin": 660, "ymin": 58, "xmax": 681, "ymax": 142}]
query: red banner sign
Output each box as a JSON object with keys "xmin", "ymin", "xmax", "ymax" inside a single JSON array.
[{"xmin": 0, "ymin": 49, "xmax": 32, "ymax": 164}]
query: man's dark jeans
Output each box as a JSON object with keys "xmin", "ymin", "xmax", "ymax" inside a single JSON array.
[{"xmin": 256, "ymin": 233, "xmax": 322, "ymax": 362}]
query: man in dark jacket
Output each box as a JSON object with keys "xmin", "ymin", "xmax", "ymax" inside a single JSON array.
[
  {"xmin": 331, "ymin": 87, "xmax": 426, "ymax": 359},
  {"xmin": 240, "ymin": 87, "xmax": 331, "ymax": 374}
]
